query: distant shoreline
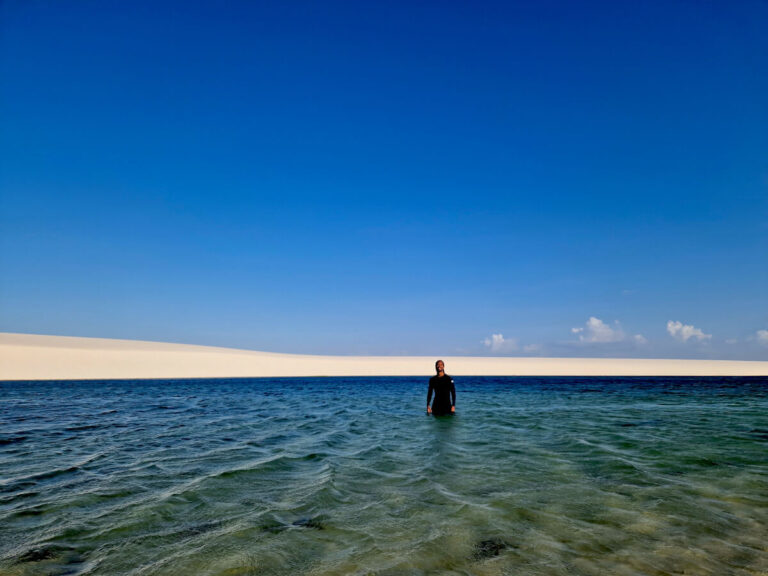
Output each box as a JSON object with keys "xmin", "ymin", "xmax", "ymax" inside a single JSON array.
[
  {"xmin": 4, "ymin": 376, "xmax": 768, "ymax": 384},
  {"xmin": 2, "ymin": 333, "xmax": 768, "ymax": 380}
]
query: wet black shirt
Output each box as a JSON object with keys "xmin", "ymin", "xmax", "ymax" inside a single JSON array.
[{"xmin": 427, "ymin": 374, "xmax": 456, "ymax": 415}]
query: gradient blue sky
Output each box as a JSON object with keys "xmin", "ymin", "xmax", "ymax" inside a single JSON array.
[{"xmin": 1, "ymin": 0, "xmax": 767, "ymax": 359}]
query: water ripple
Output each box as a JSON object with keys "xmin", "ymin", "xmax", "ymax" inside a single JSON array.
[{"xmin": 1, "ymin": 377, "xmax": 767, "ymax": 575}]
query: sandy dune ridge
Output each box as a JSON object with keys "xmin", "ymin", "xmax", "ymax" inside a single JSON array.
[{"xmin": 2, "ymin": 333, "xmax": 767, "ymax": 380}]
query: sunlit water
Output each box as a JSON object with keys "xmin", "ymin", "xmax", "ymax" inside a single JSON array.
[{"xmin": 1, "ymin": 377, "xmax": 767, "ymax": 575}]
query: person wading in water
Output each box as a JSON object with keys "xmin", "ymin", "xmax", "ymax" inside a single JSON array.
[{"xmin": 427, "ymin": 360, "xmax": 456, "ymax": 416}]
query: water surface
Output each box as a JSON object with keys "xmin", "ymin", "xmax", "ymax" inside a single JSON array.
[{"xmin": 1, "ymin": 377, "xmax": 767, "ymax": 575}]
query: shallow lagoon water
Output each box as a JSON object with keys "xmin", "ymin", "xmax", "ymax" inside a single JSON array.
[{"xmin": 1, "ymin": 377, "xmax": 767, "ymax": 575}]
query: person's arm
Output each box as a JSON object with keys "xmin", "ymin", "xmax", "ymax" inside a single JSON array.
[
  {"xmin": 427, "ymin": 380, "xmax": 434, "ymax": 413},
  {"xmin": 450, "ymin": 379, "xmax": 456, "ymax": 413}
]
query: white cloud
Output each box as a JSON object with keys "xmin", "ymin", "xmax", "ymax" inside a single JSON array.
[
  {"xmin": 523, "ymin": 343, "xmax": 541, "ymax": 354},
  {"xmin": 482, "ymin": 333, "xmax": 518, "ymax": 353},
  {"xmin": 757, "ymin": 330, "xmax": 768, "ymax": 346},
  {"xmin": 666, "ymin": 320, "xmax": 711, "ymax": 342},
  {"xmin": 633, "ymin": 334, "xmax": 648, "ymax": 345},
  {"xmin": 725, "ymin": 338, "xmax": 738, "ymax": 345},
  {"xmin": 572, "ymin": 317, "xmax": 625, "ymax": 343}
]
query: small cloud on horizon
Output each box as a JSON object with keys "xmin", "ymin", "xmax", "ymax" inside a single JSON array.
[
  {"xmin": 572, "ymin": 317, "xmax": 625, "ymax": 343},
  {"xmin": 481, "ymin": 333, "xmax": 540, "ymax": 355},
  {"xmin": 757, "ymin": 330, "xmax": 768, "ymax": 346},
  {"xmin": 482, "ymin": 333, "xmax": 518, "ymax": 353},
  {"xmin": 666, "ymin": 320, "xmax": 711, "ymax": 342}
]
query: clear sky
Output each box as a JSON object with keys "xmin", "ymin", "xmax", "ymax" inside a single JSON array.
[{"xmin": 1, "ymin": 0, "xmax": 767, "ymax": 359}]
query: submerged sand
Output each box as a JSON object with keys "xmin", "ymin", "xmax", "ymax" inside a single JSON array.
[{"xmin": 1, "ymin": 333, "xmax": 767, "ymax": 380}]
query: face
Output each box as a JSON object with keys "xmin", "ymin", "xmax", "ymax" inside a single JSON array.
[{"xmin": 435, "ymin": 361, "xmax": 444, "ymax": 373}]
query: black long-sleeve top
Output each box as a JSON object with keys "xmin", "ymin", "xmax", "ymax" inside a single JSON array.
[{"xmin": 427, "ymin": 374, "xmax": 455, "ymax": 415}]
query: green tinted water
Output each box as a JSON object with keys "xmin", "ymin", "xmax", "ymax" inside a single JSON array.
[{"xmin": 1, "ymin": 377, "xmax": 766, "ymax": 575}]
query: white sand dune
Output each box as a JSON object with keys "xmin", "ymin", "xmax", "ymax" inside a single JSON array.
[{"xmin": 1, "ymin": 333, "xmax": 767, "ymax": 380}]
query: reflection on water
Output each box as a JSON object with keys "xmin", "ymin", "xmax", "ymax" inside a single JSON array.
[{"xmin": 0, "ymin": 377, "xmax": 767, "ymax": 575}]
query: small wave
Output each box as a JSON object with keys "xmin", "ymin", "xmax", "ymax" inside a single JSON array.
[
  {"xmin": 172, "ymin": 520, "xmax": 223, "ymax": 539},
  {"xmin": 258, "ymin": 512, "xmax": 328, "ymax": 534},
  {"xmin": 0, "ymin": 490, "xmax": 39, "ymax": 505},
  {"xmin": 0, "ymin": 465, "xmax": 79, "ymax": 492},
  {"xmin": 0, "ymin": 435, "xmax": 27, "ymax": 446},
  {"xmin": 1, "ymin": 454, "xmax": 106, "ymax": 491},
  {"xmin": 748, "ymin": 428, "xmax": 768, "ymax": 441},
  {"xmin": 14, "ymin": 546, "xmax": 66, "ymax": 563},
  {"xmin": 64, "ymin": 424, "xmax": 104, "ymax": 432},
  {"xmin": 118, "ymin": 520, "xmax": 225, "ymax": 545},
  {"xmin": 12, "ymin": 506, "xmax": 47, "ymax": 517},
  {"xmin": 90, "ymin": 489, "xmax": 136, "ymax": 500},
  {"xmin": 214, "ymin": 453, "xmax": 323, "ymax": 479},
  {"xmin": 12, "ymin": 544, "xmax": 85, "ymax": 570},
  {"xmin": 347, "ymin": 444, "xmax": 390, "ymax": 460},
  {"xmin": 29, "ymin": 465, "xmax": 81, "ymax": 482}
]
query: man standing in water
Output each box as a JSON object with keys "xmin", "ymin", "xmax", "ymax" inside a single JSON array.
[{"xmin": 427, "ymin": 360, "xmax": 456, "ymax": 415}]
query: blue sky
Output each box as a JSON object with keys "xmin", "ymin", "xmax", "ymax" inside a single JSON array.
[{"xmin": 1, "ymin": 0, "xmax": 767, "ymax": 359}]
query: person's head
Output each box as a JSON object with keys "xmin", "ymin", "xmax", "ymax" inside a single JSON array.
[{"xmin": 435, "ymin": 359, "xmax": 445, "ymax": 375}]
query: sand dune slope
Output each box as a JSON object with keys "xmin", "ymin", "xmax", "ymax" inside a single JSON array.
[{"xmin": 1, "ymin": 333, "xmax": 767, "ymax": 380}]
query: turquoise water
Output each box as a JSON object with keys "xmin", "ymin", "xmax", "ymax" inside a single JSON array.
[{"xmin": 1, "ymin": 377, "xmax": 767, "ymax": 575}]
